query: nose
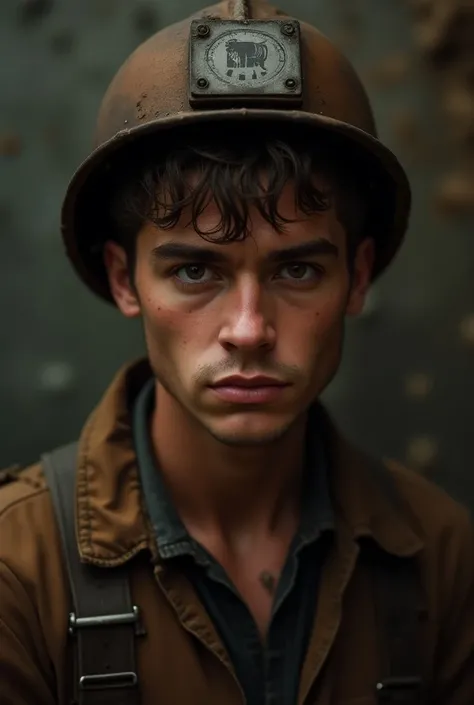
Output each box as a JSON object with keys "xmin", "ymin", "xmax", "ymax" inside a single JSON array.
[{"xmin": 217, "ymin": 278, "xmax": 276, "ymax": 353}]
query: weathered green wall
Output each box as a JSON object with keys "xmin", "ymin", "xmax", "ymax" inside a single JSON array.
[{"xmin": 1, "ymin": 0, "xmax": 473, "ymax": 508}]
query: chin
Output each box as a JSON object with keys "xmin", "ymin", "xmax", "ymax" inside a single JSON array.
[{"xmin": 204, "ymin": 414, "xmax": 299, "ymax": 447}]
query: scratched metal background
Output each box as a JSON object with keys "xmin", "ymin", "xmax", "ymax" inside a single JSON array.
[{"xmin": 1, "ymin": 0, "xmax": 473, "ymax": 509}]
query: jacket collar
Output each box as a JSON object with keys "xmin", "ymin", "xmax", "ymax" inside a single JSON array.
[
  {"xmin": 76, "ymin": 360, "xmax": 423, "ymax": 567},
  {"xmin": 321, "ymin": 412, "xmax": 423, "ymax": 557}
]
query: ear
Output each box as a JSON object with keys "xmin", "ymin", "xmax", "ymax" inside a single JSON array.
[
  {"xmin": 103, "ymin": 240, "xmax": 141, "ymax": 317},
  {"xmin": 346, "ymin": 237, "xmax": 375, "ymax": 316}
]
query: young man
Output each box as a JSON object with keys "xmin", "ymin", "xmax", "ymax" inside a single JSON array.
[{"xmin": 1, "ymin": 1, "xmax": 473, "ymax": 704}]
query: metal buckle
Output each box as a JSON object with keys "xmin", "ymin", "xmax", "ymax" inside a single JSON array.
[
  {"xmin": 376, "ymin": 677, "xmax": 423, "ymax": 703},
  {"xmin": 68, "ymin": 604, "xmax": 141, "ymax": 635},
  {"xmin": 79, "ymin": 671, "xmax": 138, "ymax": 691}
]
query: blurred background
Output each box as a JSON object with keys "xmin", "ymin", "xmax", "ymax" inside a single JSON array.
[{"xmin": 1, "ymin": 0, "xmax": 473, "ymax": 508}]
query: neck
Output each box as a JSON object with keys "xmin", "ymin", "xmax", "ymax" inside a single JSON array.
[{"xmin": 149, "ymin": 383, "xmax": 308, "ymax": 546}]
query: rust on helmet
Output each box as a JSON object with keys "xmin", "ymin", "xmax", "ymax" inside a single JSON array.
[
  {"xmin": 61, "ymin": 0, "xmax": 411, "ymax": 303},
  {"xmin": 94, "ymin": 0, "xmax": 376, "ymax": 147},
  {"xmin": 230, "ymin": 0, "xmax": 251, "ymax": 21}
]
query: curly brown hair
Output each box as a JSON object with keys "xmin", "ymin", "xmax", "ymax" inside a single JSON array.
[{"xmin": 102, "ymin": 124, "xmax": 377, "ymax": 278}]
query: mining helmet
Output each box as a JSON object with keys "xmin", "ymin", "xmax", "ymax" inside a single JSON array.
[{"xmin": 61, "ymin": 0, "xmax": 411, "ymax": 303}]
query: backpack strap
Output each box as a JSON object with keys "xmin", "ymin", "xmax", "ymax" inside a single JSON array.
[{"xmin": 42, "ymin": 443, "xmax": 142, "ymax": 705}]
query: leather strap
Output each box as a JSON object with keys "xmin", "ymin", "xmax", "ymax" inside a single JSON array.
[
  {"xmin": 365, "ymin": 456, "xmax": 424, "ymax": 704},
  {"xmin": 42, "ymin": 443, "xmax": 142, "ymax": 705},
  {"xmin": 42, "ymin": 442, "xmax": 424, "ymax": 704},
  {"xmin": 373, "ymin": 551, "xmax": 423, "ymax": 704}
]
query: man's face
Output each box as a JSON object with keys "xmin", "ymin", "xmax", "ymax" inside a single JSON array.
[{"xmin": 105, "ymin": 179, "xmax": 373, "ymax": 446}]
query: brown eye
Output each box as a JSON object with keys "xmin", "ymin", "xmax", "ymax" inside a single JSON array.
[
  {"xmin": 278, "ymin": 264, "xmax": 321, "ymax": 281},
  {"xmin": 287, "ymin": 264, "xmax": 308, "ymax": 279},
  {"xmin": 175, "ymin": 264, "xmax": 211, "ymax": 284}
]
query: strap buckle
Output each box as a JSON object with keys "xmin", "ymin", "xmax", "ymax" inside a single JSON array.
[
  {"xmin": 376, "ymin": 677, "xmax": 423, "ymax": 703},
  {"xmin": 69, "ymin": 605, "xmax": 142, "ymax": 635},
  {"xmin": 79, "ymin": 671, "xmax": 138, "ymax": 691}
]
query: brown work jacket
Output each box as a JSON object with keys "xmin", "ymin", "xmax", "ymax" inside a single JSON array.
[{"xmin": 0, "ymin": 360, "xmax": 473, "ymax": 705}]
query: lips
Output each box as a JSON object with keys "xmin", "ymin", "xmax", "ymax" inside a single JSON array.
[
  {"xmin": 211, "ymin": 375, "xmax": 287, "ymax": 389},
  {"xmin": 209, "ymin": 375, "xmax": 290, "ymax": 404}
]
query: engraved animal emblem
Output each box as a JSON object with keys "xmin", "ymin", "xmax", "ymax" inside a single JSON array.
[{"xmin": 225, "ymin": 40, "xmax": 269, "ymax": 80}]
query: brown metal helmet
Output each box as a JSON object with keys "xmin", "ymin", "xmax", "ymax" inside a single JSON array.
[{"xmin": 61, "ymin": 0, "xmax": 411, "ymax": 304}]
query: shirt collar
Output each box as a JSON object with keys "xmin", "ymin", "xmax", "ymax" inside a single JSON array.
[{"xmin": 73, "ymin": 359, "xmax": 423, "ymax": 568}]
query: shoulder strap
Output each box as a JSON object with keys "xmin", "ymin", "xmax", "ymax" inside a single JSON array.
[
  {"xmin": 42, "ymin": 443, "xmax": 142, "ymax": 705},
  {"xmin": 0, "ymin": 464, "xmax": 23, "ymax": 486},
  {"xmin": 366, "ymin": 458, "xmax": 424, "ymax": 705},
  {"xmin": 372, "ymin": 550, "xmax": 424, "ymax": 705},
  {"xmin": 373, "ymin": 553, "xmax": 423, "ymax": 705},
  {"xmin": 363, "ymin": 456, "xmax": 425, "ymax": 704}
]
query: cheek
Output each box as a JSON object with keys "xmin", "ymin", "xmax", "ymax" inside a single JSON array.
[
  {"xmin": 283, "ymin": 296, "xmax": 345, "ymax": 346},
  {"xmin": 141, "ymin": 300, "xmax": 205, "ymax": 366},
  {"xmin": 142, "ymin": 300, "xmax": 179, "ymax": 350},
  {"xmin": 135, "ymin": 269, "xmax": 214, "ymax": 371},
  {"xmin": 276, "ymin": 297, "xmax": 346, "ymax": 379}
]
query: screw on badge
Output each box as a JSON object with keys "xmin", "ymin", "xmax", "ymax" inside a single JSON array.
[
  {"xmin": 285, "ymin": 78, "xmax": 298, "ymax": 89},
  {"xmin": 196, "ymin": 77, "xmax": 210, "ymax": 89},
  {"xmin": 196, "ymin": 23, "xmax": 210, "ymax": 38},
  {"xmin": 281, "ymin": 23, "xmax": 296, "ymax": 37}
]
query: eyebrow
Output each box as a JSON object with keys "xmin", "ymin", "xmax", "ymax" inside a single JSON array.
[{"xmin": 150, "ymin": 238, "xmax": 339, "ymax": 265}]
